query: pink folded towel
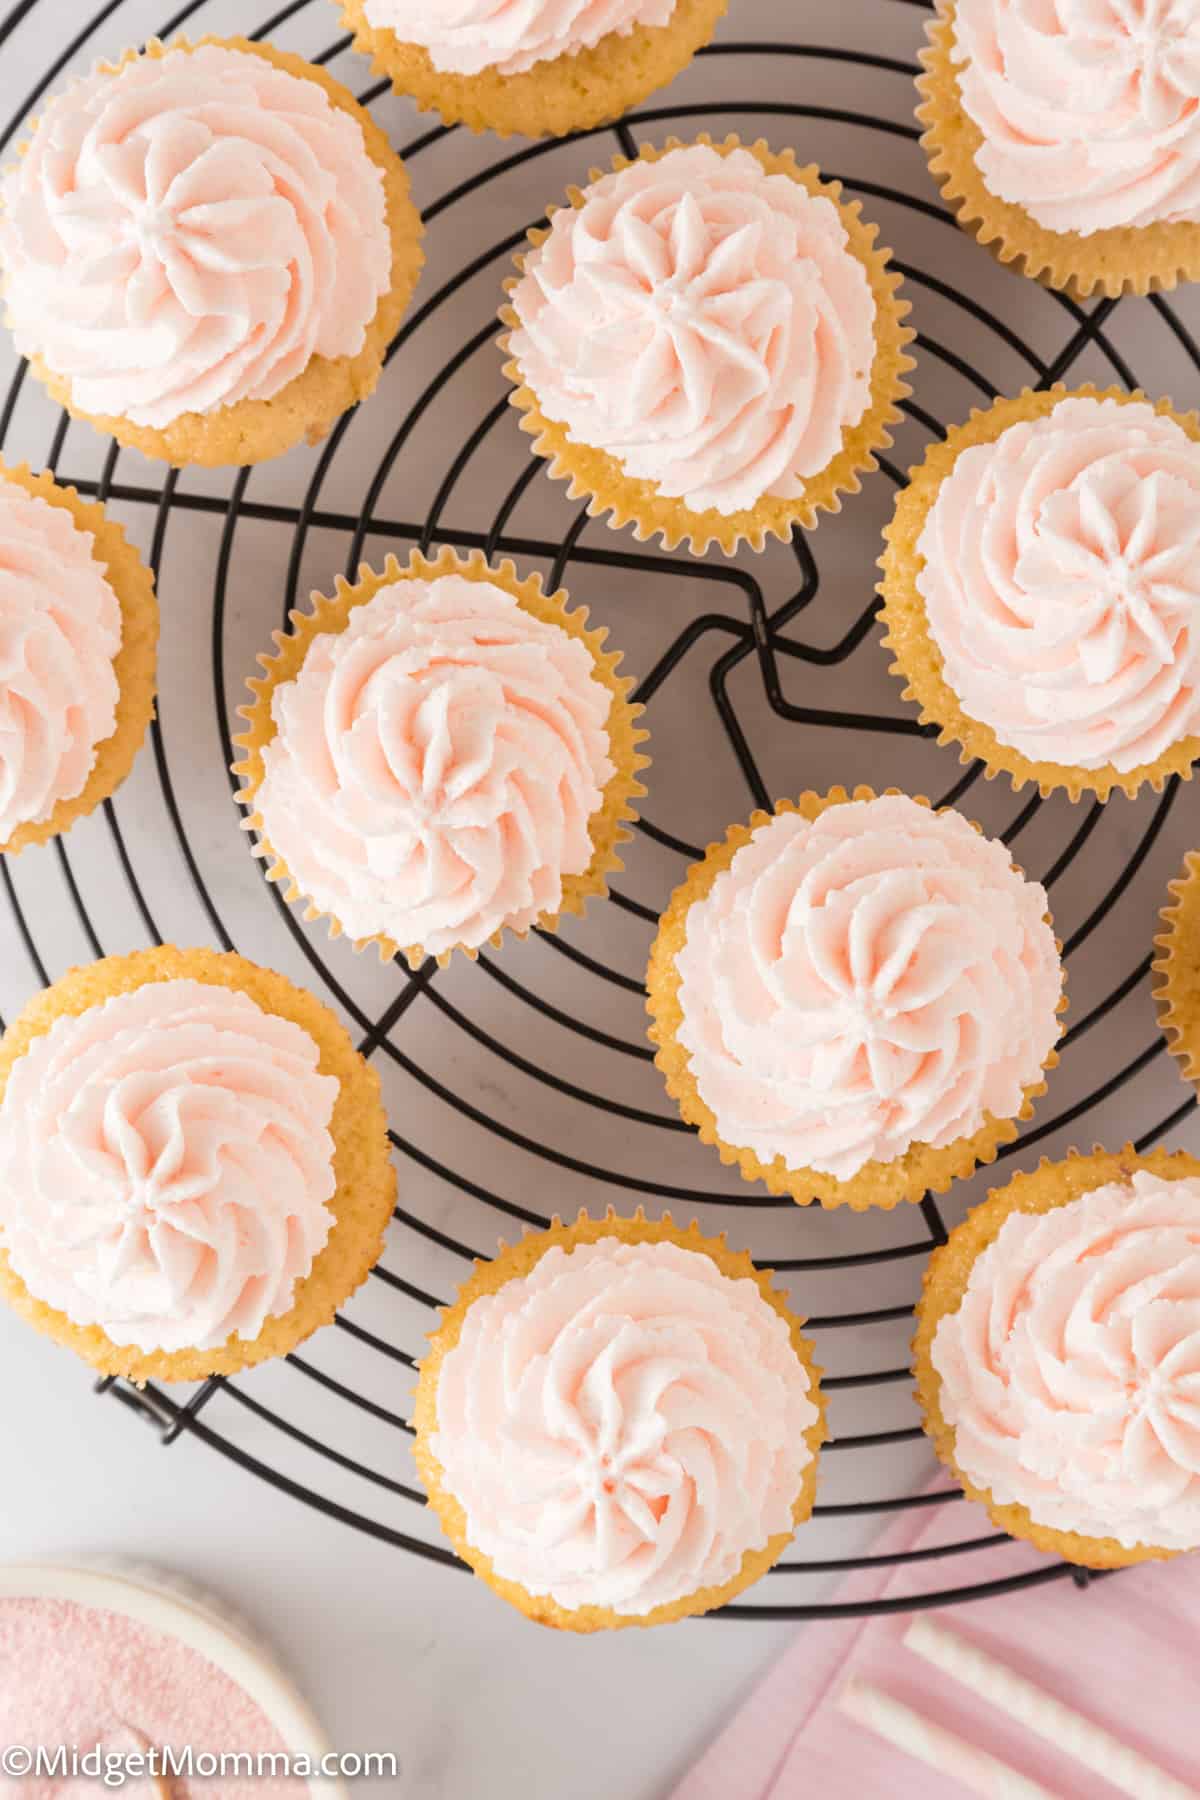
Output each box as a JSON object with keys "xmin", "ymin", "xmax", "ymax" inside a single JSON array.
[{"xmin": 673, "ymin": 1489, "xmax": 1200, "ymax": 1799}]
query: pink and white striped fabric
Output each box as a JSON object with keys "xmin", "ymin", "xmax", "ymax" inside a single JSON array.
[{"xmin": 672, "ymin": 1488, "xmax": 1200, "ymax": 1799}]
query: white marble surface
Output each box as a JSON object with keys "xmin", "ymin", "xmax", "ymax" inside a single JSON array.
[{"xmin": 1, "ymin": 2, "xmax": 1199, "ymax": 1795}]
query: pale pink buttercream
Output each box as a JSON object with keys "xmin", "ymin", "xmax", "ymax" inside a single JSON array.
[
  {"xmin": 932, "ymin": 1170, "xmax": 1200, "ymax": 1551},
  {"xmin": 509, "ymin": 144, "xmax": 878, "ymax": 516},
  {"xmin": 953, "ymin": 0, "xmax": 1200, "ymax": 235},
  {"xmin": 0, "ymin": 1597, "xmax": 302, "ymax": 1799},
  {"xmin": 364, "ymin": 0, "xmax": 676, "ymax": 75},
  {"xmin": 0, "ymin": 980, "xmax": 337, "ymax": 1355},
  {"xmin": 917, "ymin": 397, "xmax": 1200, "ymax": 774},
  {"xmin": 0, "ymin": 44, "xmax": 391, "ymax": 430},
  {"xmin": 673, "ymin": 795, "xmax": 1061, "ymax": 1182},
  {"xmin": 431, "ymin": 1237, "xmax": 819, "ymax": 1615},
  {"xmin": 252, "ymin": 575, "xmax": 615, "ymax": 957},
  {"xmin": 0, "ymin": 477, "xmax": 120, "ymax": 842}
]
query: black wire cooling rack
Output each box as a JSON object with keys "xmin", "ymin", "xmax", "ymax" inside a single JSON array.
[{"xmin": 2, "ymin": 0, "xmax": 1199, "ymax": 1622}]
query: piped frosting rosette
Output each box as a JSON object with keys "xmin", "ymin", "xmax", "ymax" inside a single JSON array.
[
  {"xmin": 333, "ymin": 0, "xmax": 730, "ymax": 139},
  {"xmin": 0, "ymin": 461, "xmax": 157, "ymax": 855},
  {"xmin": 0, "ymin": 36, "xmax": 423, "ymax": 466},
  {"xmin": 917, "ymin": 0, "xmax": 1200, "ymax": 296},
  {"xmin": 914, "ymin": 1146, "xmax": 1200, "ymax": 1566},
  {"xmin": 647, "ymin": 788, "xmax": 1065, "ymax": 1210},
  {"xmin": 413, "ymin": 1210, "xmax": 826, "ymax": 1629},
  {"xmin": 500, "ymin": 137, "xmax": 913, "ymax": 554},
  {"xmin": 1, "ymin": 982, "xmax": 337, "ymax": 1355},
  {"xmin": 234, "ymin": 547, "xmax": 647, "ymax": 967},
  {"xmin": 353, "ymin": 0, "xmax": 679, "ymax": 74},
  {"xmin": 0, "ymin": 947, "xmax": 395, "ymax": 1383},
  {"xmin": 880, "ymin": 386, "xmax": 1200, "ymax": 801}
]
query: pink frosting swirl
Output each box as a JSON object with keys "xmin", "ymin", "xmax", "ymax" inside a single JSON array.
[
  {"xmin": 917, "ymin": 397, "xmax": 1200, "ymax": 774},
  {"xmin": 509, "ymin": 144, "xmax": 878, "ymax": 515},
  {"xmin": 954, "ymin": 0, "xmax": 1200, "ymax": 235},
  {"xmin": 364, "ymin": 0, "xmax": 676, "ymax": 75},
  {"xmin": 0, "ymin": 477, "xmax": 120, "ymax": 842},
  {"xmin": 0, "ymin": 44, "xmax": 391, "ymax": 430},
  {"xmin": 252, "ymin": 575, "xmax": 615, "ymax": 957},
  {"xmin": 0, "ymin": 979, "xmax": 338, "ymax": 1354},
  {"xmin": 932, "ymin": 1170, "xmax": 1200, "ymax": 1551},
  {"xmin": 674, "ymin": 795, "xmax": 1061, "ymax": 1182},
  {"xmin": 431, "ymin": 1237, "xmax": 819, "ymax": 1615}
]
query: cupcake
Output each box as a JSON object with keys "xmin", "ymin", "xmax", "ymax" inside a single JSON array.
[
  {"xmin": 234, "ymin": 547, "xmax": 647, "ymax": 968},
  {"xmin": 917, "ymin": 0, "xmax": 1200, "ymax": 297},
  {"xmin": 412, "ymin": 1211, "xmax": 826, "ymax": 1630},
  {"xmin": 0, "ymin": 37, "xmax": 424, "ymax": 467},
  {"xmin": 914, "ymin": 1147, "xmax": 1200, "ymax": 1567},
  {"xmin": 880, "ymin": 387, "xmax": 1200, "ymax": 803},
  {"xmin": 1154, "ymin": 851, "xmax": 1200, "ymax": 1090},
  {"xmin": 0, "ymin": 946, "xmax": 395, "ymax": 1383},
  {"xmin": 0, "ymin": 461, "xmax": 157, "ymax": 855},
  {"xmin": 500, "ymin": 138, "xmax": 913, "ymax": 556},
  {"xmin": 647, "ymin": 789, "xmax": 1065, "ymax": 1210},
  {"xmin": 336, "ymin": 0, "xmax": 729, "ymax": 138}
]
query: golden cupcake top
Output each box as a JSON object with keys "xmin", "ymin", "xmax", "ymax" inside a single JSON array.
[
  {"xmin": 951, "ymin": 0, "xmax": 1200, "ymax": 238},
  {"xmin": 0, "ymin": 976, "xmax": 339, "ymax": 1357},
  {"xmin": 0, "ymin": 40, "xmax": 393, "ymax": 432},
  {"xmin": 881, "ymin": 385, "xmax": 1200, "ymax": 801},
  {"xmin": 0, "ymin": 461, "xmax": 157, "ymax": 857},
  {"xmin": 335, "ymin": 0, "xmax": 729, "ymax": 138},
  {"xmin": 917, "ymin": 1, "xmax": 1200, "ymax": 294},
  {"xmin": 235, "ymin": 549, "xmax": 647, "ymax": 968},
  {"xmin": 648, "ymin": 788, "xmax": 1065, "ymax": 1210},
  {"xmin": 0, "ymin": 36, "xmax": 424, "ymax": 465},
  {"xmin": 414, "ymin": 1212, "xmax": 825, "ymax": 1627},
  {"xmin": 916, "ymin": 1149, "xmax": 1200, "ymax": 1565},
  {"xmin": 0, "ymin": 947, "xmax": 395, "ymax": 1383},
  {"xmin": 501, "ymin": 138, "xmax": 913, "ymax": 554}
]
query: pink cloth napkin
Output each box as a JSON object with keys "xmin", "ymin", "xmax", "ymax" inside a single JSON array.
[{"xmin": 673, "ymin": 1489, "xmax": 1200, "ymax": 1799}]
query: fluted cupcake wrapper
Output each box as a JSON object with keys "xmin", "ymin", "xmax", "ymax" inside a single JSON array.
[
  {"xmin": 499, "ymin": 136, "xmax": 915, "ymax": 558},
  {"xmin": 645, "ymin": 786, "xmax": 1067, "ymax": 1212},
  {"xmin": 233, "ymin": 545, "xmax": 650, "ymax": 970},
  {"xmin": 7, "ymin": 37, "xmax": 424, "ymax": 469},
  {"xmin": 0, "ymin": 461, "xmax": 158, "ymax": 857},
  {"xmin": 334, "ymin": 0, "xmax": 728, "ymax": 139},
  {"xmin": 878, "ymin": 384, "xmax": 1200, "ymax": 805},
  {"xmin": 1154, "ymin": 852, "xmax": 1200, "ymax": 1094},
  {"xmin": 0, "ymin": 946, "xmax": 396, "ymax": 1385},
  {"xmin": 916, "ymin": 2, "xmax": 1200, "ymax": 299},
  {"xmin": 412, "ymin": 1207, "xmax": 827, "ymax": 1631},
  {"xmin": 912, "ymin": 1144, "xmax": 1200, "ymax": 1568}
]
